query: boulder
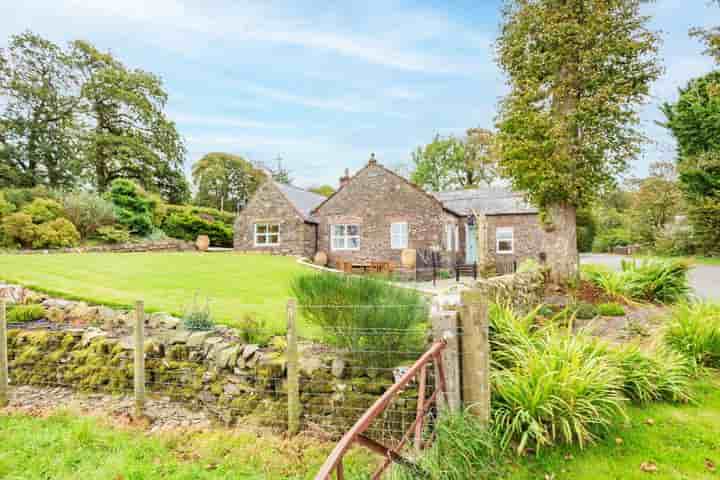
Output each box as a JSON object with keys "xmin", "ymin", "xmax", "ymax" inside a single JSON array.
[
  {"xmin": 148, "ymin": 312, "xmax": 181, "ymax": 330},
  {"xmin": 187, "ymin": 331, "xmax": 214, "ymax": 347},
  {"xmin": 299, "ymin": 356, "xmax": 324, "ymax": 376},
  {"xmin": 242, "ymin": 344, "xmax": 259, "ymax": 360},
  {"xmin": 331, "ymin": 358, "xmax": 346, "ymax": 378},
  {"xmin": 67, "ymin": 302, "xmax": 99, "ymax": 325},
  {"xmin": 213, "ymin": 345, "xmax": 240, "ymax": 369}
]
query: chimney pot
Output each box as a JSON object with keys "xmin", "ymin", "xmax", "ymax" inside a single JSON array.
[
  {"xmin": 339, "ymin": 168, "xmax": 351, "ymax": 188},
  {"xmin": 368, "ymin": 153, "xmax": 377, "ymax": 165}
]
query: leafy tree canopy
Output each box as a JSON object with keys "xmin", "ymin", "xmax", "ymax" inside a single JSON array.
[
  {"xmin": 191, "ymin": 152, "xmax": 265, "ymax": 212},
  {"xmin": 495, "ymin": 0, "xmax": 661, "ymax": 210},
  {"xmin": 309, "ymin": 185, "xmax": 335, "ymax": 197}
]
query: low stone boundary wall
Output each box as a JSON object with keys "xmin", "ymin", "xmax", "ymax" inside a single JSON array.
[
  {"xmin": 12, "ymin": 240, "xmax": 196, "ymax": 255},
  {"xmin": 474, "ymin": 268, "xmax": 545, "ymax": 312}
]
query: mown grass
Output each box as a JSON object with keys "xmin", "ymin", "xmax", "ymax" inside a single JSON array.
[
  {"xmin": 508, "ymin": 373, "xmax": 720, "ymax": 480},
  {"xmin": 0, "ymin": 411, "xmax": 376, "ymax": 480},
  {"xmin": 0, "ymin": 252, "xmax": 310, "ymax": 334}
]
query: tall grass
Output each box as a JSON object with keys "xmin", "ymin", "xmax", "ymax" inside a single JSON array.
[
  {"xmin": 664, "ymin": 302, "xmax": 720, "ymax": 370},
  {"xmin": 582, "ymin": 258, "xmax": 691, "ymax": 304},
  {"xmin": 389, "ymin": 411, "xmax": 504, "ymax": 480},
  {"xmin": 290, "ymin": 273, "xmax": 427, "ymax": 368}
]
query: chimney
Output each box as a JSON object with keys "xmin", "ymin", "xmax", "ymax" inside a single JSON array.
[
  {"xmin": 339, "ymin": 168, "xmax": 351, "ymax": 188},
  {"xmin": 368, "ymin": 152, "xmax": 377, "ymax": 165}
]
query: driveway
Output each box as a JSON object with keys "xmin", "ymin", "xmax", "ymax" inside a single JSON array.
[{"xmin": 581, "ymin": 254, "xmax": 719, "ymax": 300}]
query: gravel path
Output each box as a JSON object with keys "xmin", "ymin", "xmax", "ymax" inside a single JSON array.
[{"xmin": 581, "ymin": 254, "xmax": 719, "ymax": 300}]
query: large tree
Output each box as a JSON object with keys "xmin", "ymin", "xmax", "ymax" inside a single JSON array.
[
  {"xmin": 71, "ymin": 40, "xmax": 188, "ymax": 198},
  {"xmin": 662, "ymin": 70, "xmax": 720, "ymax": 255},
  {"xmin": 410, "ymin": 129, "xmax": 497, "ymax": 192},
  {"xmin": 628, "ymin": 161, "xmax": 683, "ymax": 245},
  {"xmin": 192, "ymin": 152, "xmax": 265, "ymax": 212},
  {"xmin": 0, "ymin": 31, "xmax": 82, "ymax": 188},
  {"xmin": 496, "ymin": 0, "xmax": 661, "ymax": 277}
]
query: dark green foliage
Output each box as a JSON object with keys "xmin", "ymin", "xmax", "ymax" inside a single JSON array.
[
  {"xmin": 573, "ymin": 302, "xmax": 599, "ymax": 320},
  {"xmin": 7, "ymin": 304, "xmax": 46, "ymax": 323},
  {"xmin": 164, "ymin": 204, "xmax": 235, "ymax": 226},
  {"xmin": 576, "ymin": 207, "xmax": 597, "ymax": 253},
  {"xmin": 390, "ymin": 411, "xmax": 504, "ymax": 480},
  {"xmin": 106, "ymin": 179, "xmax": 156, "ymax": 236},
  {"xmin": 290, "ymin": 273, "xmax": 427, "ymax": 368},
  {"xmin": 597, "ymin": 303, "xmax": 626, "ymax": 317},
  {"xmin": 161, "ymin": 211, "xmax": 233, "ymax": 247},
  {"xmin": 95, "ymin": 226, "xmax": 130, "ymax": 244}
]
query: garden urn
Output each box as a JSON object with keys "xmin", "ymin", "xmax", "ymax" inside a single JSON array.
[
  {"xmin": 401, "ymin": 248, "xmax": 416, "ymax": 268},
  {"xmin": 196, "ymin": 235, "xmax": 210, "ymax": 251},
  {"xmin": 314, "ymin": 250, "xmax": 328, "ymax": 266}
]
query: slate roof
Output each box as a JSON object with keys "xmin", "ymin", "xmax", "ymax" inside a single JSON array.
[
  {"xmin": 274, "ymin": 181, "xmax": 326, "ymax": 221},
  {"xmin": 432, "ymin": 187, "xmax": 538, "ymax": 216}
]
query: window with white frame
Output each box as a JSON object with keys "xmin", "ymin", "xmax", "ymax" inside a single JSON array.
[
  {"xmin": 254, "ymin": 223, "xmax": 279, "ymax": 246},
  {"xmin": 454, "ymin": 225, "xmax": 459, "ymax": 252},
  {"xmin": 391, "ymin": 222, "xmax": 408, "ymax": 249},
  {"xmin": 496, "ymin": 227, "xmax": 514, "ymax": 254},
  {"xmin": 331, "ymin": 224, "xmax": 360, "ymax": 250},
  {"xmin": 445, "ymin": 224, "xmax": 454, "ymax": 252}
]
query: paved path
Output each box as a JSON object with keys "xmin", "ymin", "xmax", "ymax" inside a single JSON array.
[{"xmin": 581, "ymin": 254, "xmax": 719, "ymax": 300}]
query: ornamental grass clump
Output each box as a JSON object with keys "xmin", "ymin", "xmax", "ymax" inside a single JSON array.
[
  {"xmin": 182, "ymin": 294, "xmax": 215, "ymax": 331},
  {"xmin": 290, "ymin": 273, "xmax": 427, "ymax": 368},
  {"xmin": 491, "ymin": 329, "xmax": 627, "ymax": 454},
  {"xmin": 7, "ymin": 304, "xmax": 46, "ymax": 324},
  {"xmin": 664, "ymin": 302, "xmax": 720, "ymax": 370}
]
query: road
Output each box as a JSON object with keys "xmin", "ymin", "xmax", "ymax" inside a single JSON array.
[{"xmin": 581, "ymin": 254, "xmax": 719, "ymax": 300}]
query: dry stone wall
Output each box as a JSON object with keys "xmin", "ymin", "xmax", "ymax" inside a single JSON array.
[
  {"xmin": 474, "ymin": 268, "xmax": 545, "ymax": 313},
  {"xmin": 11, "ymin": 240, "xmax": 196, "ymax": 255}
]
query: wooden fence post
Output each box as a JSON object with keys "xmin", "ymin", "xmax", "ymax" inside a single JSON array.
[
  {"xmin": 459, "ymin": 289, "xmax": 490, "ymax": 425},
  {"xmin": 431, "ymin": 310, "xmax": 461, "ymax": 412},
  {"xmin": 0, "ymin": 301, "xmax": 8, "ymax": 408},
  {"xmin": 286, "ymin": 299, "xmax": 300, "ymax": 435},
  {"xmin": 134, "ymin": 300, "xmax": 146, "ymax": 418}
]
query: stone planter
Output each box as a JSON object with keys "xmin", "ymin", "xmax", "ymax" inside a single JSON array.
[
  {"xmin": 313, "ymin": 251, "xmax": 328, "ymax": 266},
  {"xmin": 401, "ymin": 249, "xmax": 416, "ymax": 268},
  {"xmin": 196, "ymin": 235, "xmax": 210, "ymax": 251}
]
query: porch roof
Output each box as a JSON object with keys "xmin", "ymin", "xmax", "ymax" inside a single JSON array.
[{"xmin": 432, "ymin": 187, "xmax": 539, "ymax": 216}]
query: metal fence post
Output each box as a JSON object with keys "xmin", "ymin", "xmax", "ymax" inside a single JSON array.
[
  {"xmin": 0, "ymin": 301, "xmax": 8, "ymax": 408},
  {"xmin": 134, "ymin": 300, "xmax": 146, "ymax": 418},
  {"xmin": 287, "ymin": 298, "xmax": 300, "ymax": 435},
  {"xmin": 459, "ymin": 289, "xmax": 490, "ymax": 425}
]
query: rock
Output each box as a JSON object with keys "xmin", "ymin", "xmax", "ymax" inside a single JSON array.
[
  {"xmin": 203, "ymin": 337, "xmax": 226, "ymax": 356},
  {"xmin": 67, "ymin": 302, "xmax": 99, "ymax": 325},
  {"xmin": 213, "ymin": 346, "xmax": 240, "ymax": 369},
  {"xmin": 242, "ymin": 344, "xmax": 259, "ymax": 360},
  {"xmin": 81, "ymin": 328, "xmax": 107, "ymax": 347},
  {"xmin": 46, "ymin": 306, "xmax": 66, "ymax": 323},
  {"xmin": 118, "ymin": 335, "xmax": 135, "ymax": 350},
  {"xmin": 148, "ymin": 312, "xmax": 181, "ymax": 330},
  {"xmin": 331, "ymin": 358, "xmax": 346, "ymax": 378},
  {"xmin": 187, "ymin": 331, "xmax": 214, "ymax": 347},
  {"xmin": 97, "ymin": 307, "xmax": 117, "ymax": 328},
  {"xmin": 299, "ymin": 356, "xmax": 324, "ymax": 376},
  {"xmin": 162, "ymin": 330, "xmax": 192, "ymax": 345}
]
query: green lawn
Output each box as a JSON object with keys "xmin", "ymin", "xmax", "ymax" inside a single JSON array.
[
  {"xmin": 508, "ymin": 373, "xmax": 720, "ymax": 479},
  {"xmin": 0, "ymin": 252, "xmax": 310, "ymax": 333},
  {"xmin": 0, "ymin": 411, "xmax": 375, "ymax": 479}
]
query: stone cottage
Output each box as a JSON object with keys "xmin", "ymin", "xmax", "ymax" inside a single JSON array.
[{"xmin": 234, "ymin": 155, "xmax": 576, "ymax": 278}]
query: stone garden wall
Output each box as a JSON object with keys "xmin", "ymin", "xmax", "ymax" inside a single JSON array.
[
  {"xmin": 2, "ymin": 285, "xmax": 418, "ymax": 435},
  {"xmin": 474, "ymin": 268, "xmax": 545, "ymax": 312},
  {"xmin": 12, "ymin": 240, "xmax": 196, "ymax": 255}
]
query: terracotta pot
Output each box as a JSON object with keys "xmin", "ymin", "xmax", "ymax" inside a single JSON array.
[
  {"xmin": 314, "ymin": 251, "xmax": 328, "ymax": 266},
  {"xmin": 195, "ymin": 235, "xmax": 210, "ymax": 251},
  {"xmin": 401, "ymin": 248, "xmax": 416, "ymax": 268}
]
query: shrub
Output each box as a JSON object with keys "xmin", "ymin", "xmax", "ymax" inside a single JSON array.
[
  {"xmin": 489, "ymin": 303, "xmax": 540, "ymax": 368},
  {"xmin": 573, "ymin": 302, "xmax": 598, "ymax": 320},
  {"xmin": 182, "ymin": 295, "xmax": 215, "ymax": 331},
  {"xmin": 95, "ymin": 226, "xmax": 131, "ymax": 244},
  {"xmin": 592, "ymin": 228, "xmax": 632, "ymax": 253},
  {"xmin": 7, "ymin": 304, "xmax": 46, "ymax": 323},
  {"xmin": 1, "ymin": 212, "xmax": 36, "ymax": 248},
  {"xmin": 0, "ymin": 192, "xmax": 16, "ymax": 217},
  {"xmin": 2, "ymin": 186, "xmax": 53, "ymax": 210},
  {"xmin": 492, "ymin": 330, "xmax": 627, "ymax": 453},
  {"xmin": 236, "ymin": 314, "xmax": 271, "ymax": 345},
  {"xmin": 291, "ymin": 273, "xmax": 427, "ymax": 368},
  {"xmin": 598, "ymin": 302, "xmax": 625, "ymax": 317},
  {"xmin": 162, "ymin": 211, "xmax": 233, "ymax": 247},
  {"xmin": 581, "ymin": 264, "xmax": 630, "ymax": 303},
  {"xmin": 664, "ymin": 302, "xmax": 720, "ymax": 370},
  {"xmin": 611, "ymin": 344, "xmax": 692, "ymax": 404},
  {"xmin": 390, "ymin": 411, "xmax": 504, "ymax": 480},
  {"xmin": 107, "ymin": 179, "xmax": 157, "ymax": 236},
  {"xmin": 165, "ymin": 204, "xmax": 236, "ymax": 226},
  {"xmin": 21, "ymin": 198, "xmax": 64, "ymax": 223},
  {"xmin": 62, "ymin": 192, "xmax": 116, "ymax": 238},
  {"xmin": 32, "ymin": 218, "xmax": 81, "ymax": 249}
]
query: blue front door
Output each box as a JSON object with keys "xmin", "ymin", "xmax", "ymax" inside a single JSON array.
[{"xmin": 466, "ymin": 224, "xmax": 478, "ymax": 263}]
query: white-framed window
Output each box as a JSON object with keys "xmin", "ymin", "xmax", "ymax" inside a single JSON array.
[
  {"xmin": 496, "ymin": 227, "xmax": 514, "ymax": 254},
  {"xmin": 254, "ymin": 223, "xmax": 280, "ymax": 246},
  {"xmin": 445, "ymin": 224, "xmax": 454, "ymax": 252},
  {"xmin": 331, "ymin": 224, "xmax": 360, "ymax": 251},
  {"xmin": 391, "ymin": 222, "xmax": 408, "ymax": 249},
  {"xmin": 454, "ymin": 225, "xmax": 459, "ymax": 252}
]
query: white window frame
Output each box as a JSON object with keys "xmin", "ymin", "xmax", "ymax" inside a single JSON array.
[
  {"xmin": 445, "ymin": 224, "xmax": 453, "ymax": 252},
  {"xmin": 454, "ymin": 225, "xmax": 459, "ymax": 252},
  {"xmin": 254, "ymin": 223, "xmax": 280, "ymax": 247},
  {"xmin": 391, "ymin": 222, "xmax": 408, "ymax": 249},
  {"xmin": 331, "ymin": 224, "xmax": 360, "ymax": 251},
  {"xmin": 496, "ymin": 227, "xmax": 514, "ymax": 254}
]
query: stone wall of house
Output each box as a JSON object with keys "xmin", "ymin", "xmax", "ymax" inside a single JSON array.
[
  {"xmin": 12, "ymin": 240, "xmax": 196, "ymax": 255},
  {"xmin": 233, "ymin": 182, "xmax": 316, "ymax": 257},
  {"xmin": 315, "ymin": 161, "xmax": 461, "ymax": 267}
]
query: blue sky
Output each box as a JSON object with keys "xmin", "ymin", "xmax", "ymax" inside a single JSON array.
[{"xmin": 2, "ymin": 0, "xmax": 719, "ymax": 189}]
